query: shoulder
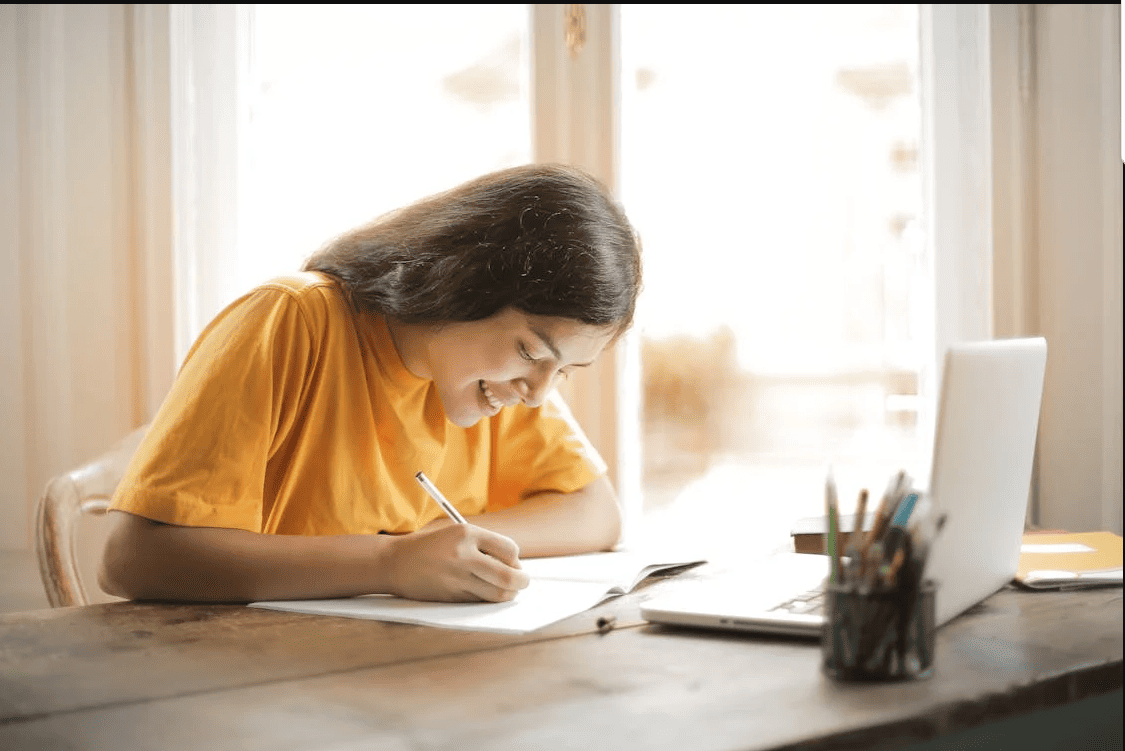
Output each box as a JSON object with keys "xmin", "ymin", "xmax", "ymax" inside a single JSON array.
[
  {"xmin": 256, "ymin": 271, "xmax": 341, "ymax": 308},
  {"xmin": 188, "ymin": 273, "xmax": 353, "ymax": 357},
  {"xmin": 494, "ymin": 391, "xmax": 608, "ymax": 475},
  {"xmin": 257, "ymin": 271, "xmax": 336, "ymax": 297},
  {"xmin": 242, "ymin": 272, "xmax": 352, "ymax": 330}
]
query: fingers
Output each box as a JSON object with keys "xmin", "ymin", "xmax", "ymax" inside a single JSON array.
[
  {"xmin": 463, "ymin": 527, "xmax": 530, "ymax": 595},
  {"xmin": 387, "ymin": 524, "xmax": 529, "ymax": 603},
  {"xmin": 474, "ymin": 528, "xmax": 522, "ymax": 568},
  {"xmin": 447, "ymin": 574, "xmax": 523, "ymax": 603},
  {"xmin": 437, "ymin": 559, "xmax": 526, "ymax": 603},
  {"xmin": 468, "ymin": 556, "xmax": 530, "ymax": 596}
]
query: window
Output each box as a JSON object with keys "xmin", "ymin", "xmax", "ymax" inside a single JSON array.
[
  {"xmin": 620, "ymin": 5, "xmax": 926, "ymax": 554},
  {"xmin": 238, "ymin": 4, "xmax": 531, "ymax": 294},
  {"xmin": 181, "ymin": 5, "xmax": 988, "ymax": 548}
]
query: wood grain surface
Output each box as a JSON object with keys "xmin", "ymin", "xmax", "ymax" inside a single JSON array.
[{"xmin": 1, "ymin": 578, "xmax": 1120, "ymax": 751}]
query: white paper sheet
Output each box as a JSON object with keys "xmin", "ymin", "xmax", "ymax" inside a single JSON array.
[
  {"xmin": 249, "ymin": 550, "xmax": 705, "ymax": 634},
  {"xmin": 1020, "ymin": 542, "xmax": 1096, "ymax": 554}
]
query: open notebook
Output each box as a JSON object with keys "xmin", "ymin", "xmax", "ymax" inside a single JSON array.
[{"xmin": 250, "ymin": 550, "xmax": 704, "ymax": 634}]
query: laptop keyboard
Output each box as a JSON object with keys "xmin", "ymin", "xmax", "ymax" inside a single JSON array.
[{"xmin": 770, "ymin": 587, "xmax": 826, "ymax": 616}]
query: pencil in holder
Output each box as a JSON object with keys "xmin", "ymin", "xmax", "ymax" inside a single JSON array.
[{"xmin": 821, "ymin": 579, "xmax": 936, "ymax": 681}]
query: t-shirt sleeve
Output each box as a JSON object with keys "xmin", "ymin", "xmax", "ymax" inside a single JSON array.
[
  {"xmin": 110, "ymin": 287, "xmax": 316, "ymax": 532},
  {"xmin": 486, "ymin": 391, "xmax": 607, "ymax": 512}
]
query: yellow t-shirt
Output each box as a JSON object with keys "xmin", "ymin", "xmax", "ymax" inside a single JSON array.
[{"xmin": 110, "ymin": 272, "xmax": 606, "ymax": 535}]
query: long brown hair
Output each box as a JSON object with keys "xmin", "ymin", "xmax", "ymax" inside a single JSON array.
[{"xmin": 303, "ymin": 164, "xmax": 642, "ymax": 335}]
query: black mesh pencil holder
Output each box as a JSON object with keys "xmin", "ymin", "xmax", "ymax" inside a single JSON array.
[{"xmin": 821, "ymin": 579, "xmax": 937, "ymax": 681}]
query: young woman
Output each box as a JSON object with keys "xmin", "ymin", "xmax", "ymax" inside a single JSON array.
[{"xmin": 99, "ymin": 163, "xmax": 641, "ymax": 605}]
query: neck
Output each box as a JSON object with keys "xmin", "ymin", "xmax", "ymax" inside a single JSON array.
[{"xmin": 384, "ymin": 317, "xmax": 430, "ymax": 380}]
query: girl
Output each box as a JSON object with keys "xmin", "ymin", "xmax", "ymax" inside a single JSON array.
[{"xmin": 100, "ymin": 164, "xmax": 642, "ymax": 604}]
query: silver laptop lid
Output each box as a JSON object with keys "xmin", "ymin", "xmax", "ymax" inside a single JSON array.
[{"xmin": 924, "ymin": 337, "xmax": 1047, "ymax": 626}]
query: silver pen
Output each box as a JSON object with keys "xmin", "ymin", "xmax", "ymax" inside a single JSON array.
[{"xmin": 414, "ymin": 471, "xmax": 467, "ymax": 524}]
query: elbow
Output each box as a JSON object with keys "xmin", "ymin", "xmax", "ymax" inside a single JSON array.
[
  {"xmin": 586, "ymin": 477, "xmax": 623, "ymax": 552},
  {"xmin": 97, "ymin": 556, "xmax": 127, "ymax": 599},
  {"xmin": 98, "ymin": 511, "xmax": 152, "ymax": 600},
  {"xmin": 602, "ymin": 502, "xmax": 623, "ymax": 551},
  {"xmin": 98, "ymin": 550, "xmax": 130, "ymax": 600}
]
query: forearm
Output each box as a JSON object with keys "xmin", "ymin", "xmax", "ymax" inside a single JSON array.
[
  {"xmin": 469, "ymin": 475, "xmax": 622, "ymax": 558},
  {"xmin": 99, "ymin": 511, "xmax": 395, "ymax": 603}
]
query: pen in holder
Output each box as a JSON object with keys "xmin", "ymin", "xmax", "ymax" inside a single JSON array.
[
  {"xmin": 821, "ymin": 579, "xmax": 937, "ymax": 681},
  {"xmin": 820, "ymin": 471, "xmax": 943, "ymax": 682}
]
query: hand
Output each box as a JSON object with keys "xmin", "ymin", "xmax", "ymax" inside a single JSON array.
[{"xmin": 384, "ymin": 523, "xmax": 530, "ymax": 602}]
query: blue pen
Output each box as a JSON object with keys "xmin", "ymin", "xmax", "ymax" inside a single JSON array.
[
  {"xmin": 890, "ymin": 492, "xmax": 919, "ymax": 529},
  {"xmin": 880, "ymin": 492, "xmax": 919, "ymax": 580}
]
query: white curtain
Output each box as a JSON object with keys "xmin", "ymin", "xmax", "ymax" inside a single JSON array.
[{"xmin": 0, "ymin": 5, "xmax": 176, "ymax": 550}]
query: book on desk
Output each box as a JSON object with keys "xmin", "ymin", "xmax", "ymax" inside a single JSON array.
[
  {"xmin": 791, "ymin": 516, "xmax": 1123, "ymax": 590},
  {"xmin": 790, "ymin": 512, "xmax": 876, "ymax": 555},
  {"xmin": 250, "ymin": 549, "xmax": 705, "ymax": 634}
]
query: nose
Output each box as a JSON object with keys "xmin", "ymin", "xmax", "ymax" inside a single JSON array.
[{"xmin": 515, "ymin": 368, "xmax": 553, "ymax": 408}]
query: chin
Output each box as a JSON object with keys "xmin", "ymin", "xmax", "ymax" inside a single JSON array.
[
  {"xmin": 442, "ymin": 400, "xmax": 484, "ymax": 429},
  {"xmin": 439, "ymin": 384, "xmax": 492, "ymax": 428},
  {"xmin": 447, "ymin": 412, "xmax": 482, "ymax": 429}
]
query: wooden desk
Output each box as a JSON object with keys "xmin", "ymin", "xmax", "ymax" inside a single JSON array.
[{"xmin": 1, "ymin": 572, "xmax": 1121, "ymax": 751}]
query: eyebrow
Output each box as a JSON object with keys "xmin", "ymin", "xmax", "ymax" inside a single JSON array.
[{"xmin": 530, "ymin": 327, "xmax": 594, "ymax": 369}]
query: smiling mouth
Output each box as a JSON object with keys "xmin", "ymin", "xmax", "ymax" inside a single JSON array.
[{"xmin": 479, "ymin": 380, "xmax": 503, "ymax": 412}]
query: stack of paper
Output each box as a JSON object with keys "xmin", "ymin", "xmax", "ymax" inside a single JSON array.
[{"xmin": 1014, "ymin": 531, "xmax": 1123, "ymax": 590}]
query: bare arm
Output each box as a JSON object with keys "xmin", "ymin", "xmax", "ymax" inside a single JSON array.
[
  {"xmin": 430, "ymin": 475, "xmax": 622, "ymax": 558},
  {"xmin": 98, "ymin": 511, "xmax": 529, "ymax": 604}
]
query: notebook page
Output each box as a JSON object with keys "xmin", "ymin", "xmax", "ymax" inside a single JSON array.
[
  {"xmin": 251, "ymin": 577, "xmax": 618, "ymax": 634},
  {"xmin": 519, "ymin": 550, "xmax": 703, "ymax": 589}
]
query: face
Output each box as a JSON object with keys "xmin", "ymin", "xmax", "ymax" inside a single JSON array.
[{"xmin": 399, "ymin": 308, "xmax": 615, "ymax": 428}]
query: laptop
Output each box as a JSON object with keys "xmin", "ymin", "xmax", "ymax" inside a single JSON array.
[{"xmin": 640, "ymin": 337, "xmax": 1048, "ymax": 637}]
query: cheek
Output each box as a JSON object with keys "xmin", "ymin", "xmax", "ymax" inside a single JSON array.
[
  {"xmin": 434, "ymin": 358, "xmax": 520, "ymax": 406},
  {"xmin": 429, "ymin": 332, "xmax": 526, "ymax": 387},
  {"xmin": 459, "ymin": 354, "xmax": 525, "ymax": 384}
]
